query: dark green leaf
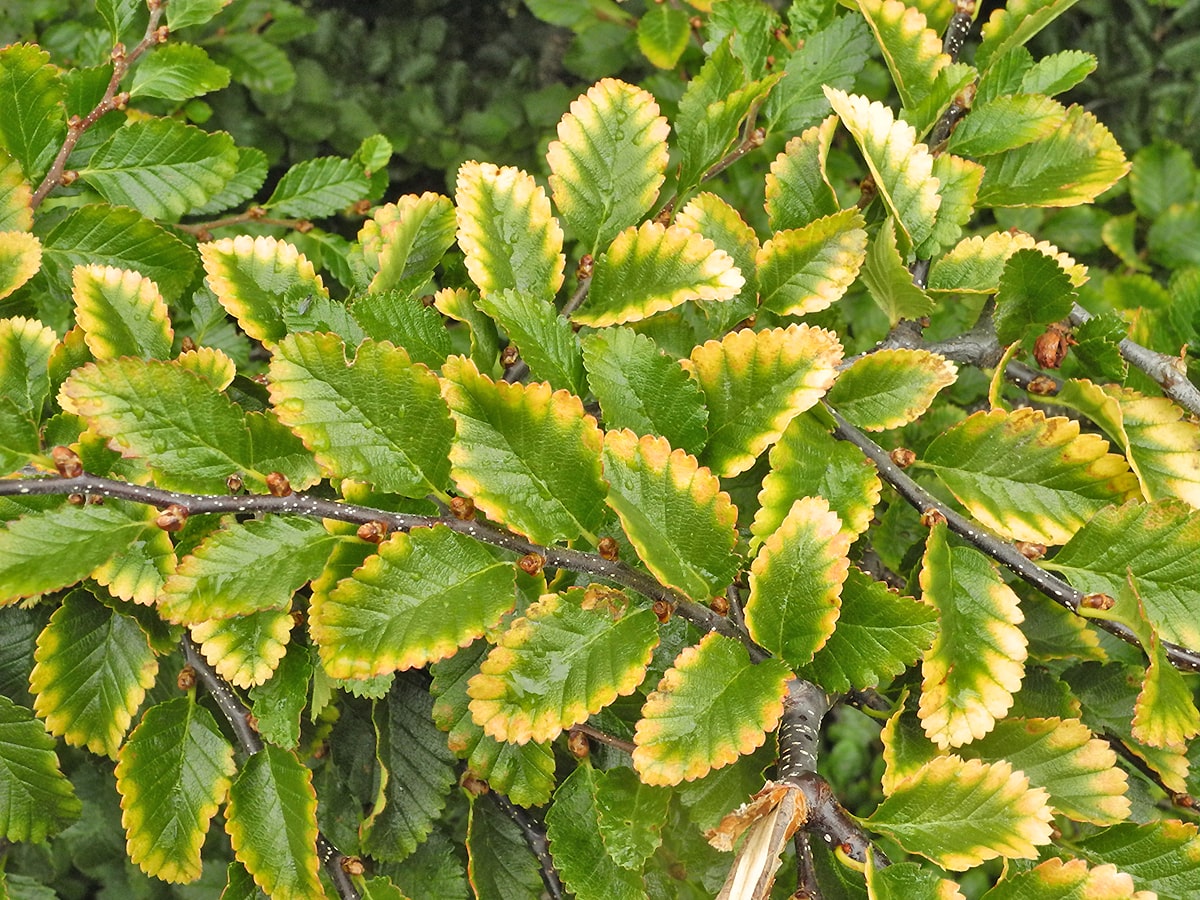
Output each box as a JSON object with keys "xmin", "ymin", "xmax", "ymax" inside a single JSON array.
[{"xmin": 0, "ymin": 694, "xmax": 80, "ymax": 843}]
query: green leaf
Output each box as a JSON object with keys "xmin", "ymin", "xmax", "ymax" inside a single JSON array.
[
  {"xmin": 903, "ymin": 60, "xmax": 978, "ymax": 140},
  {"xmin": 476, "ymin": 289, "xmax": 584, "ymax": 394},
  {"xmin": 30, "ymin": 590, "xmax": 158, "ymax": 757},
  {"xmin": 0, "ymin": 44, "xmax": 66, "ymax": 183},
  {"xmin": 1147, "ymin": 202, "xmax": 1200, "ymax": 270},
  {"xmin": 455, "ymin": 161, "xmax": 565, "ymax": 302},
  {"xmin": 434, "ymin": 287, "xmax": 500, "ymax": 373},
  {"xmin": 859, "ymin": 218, "xmax": 934, "ymax": 325},
  {"xmin": 594, "ymin": 765, "xmax": 671, "ymax": 869},
  {"xmin": 227, "ymin": 744, "xmax": 324, "ymax": 900},
  {"xmin": 856, "ymin": 0, "xmax": 950, "ymax": 113},
  {"xmin": 192, "ymin": 146, "xmax": 269, "ymax": 217},
  {"xmin": 311, "ymin": 525, "xmax": 515, "ymax": 679},
  {"xmin": 115, "ymin": 697, "xmax": 236, "ymax": 883},
  {"xmin": 127, "ymin": 42, "xmax": 231, "ymax": 101},
  {"xmin": 215, "ymin": 32, "xmax": 295, "ymax": 94},
  {"xmin": 468, "ymin": 588, "xmax": 658, "ymax": 744},
  {"xmin": 0, "ymin": 694, "xmax": 80, "ymax": 843},
  {"xmin": 763, "ymin": 14, "xmax": 873, "ymax": 134},
  {"xmin": 764, "ymin": 116, "xmax": 841, "ymax": 231},
  {"xmin": 573, "ymin": 221, "xmax": 743, "ymax": 328},
  {"xmin": 349, "ymin": 289, "xmax": 452, "ymax": 368},
  {"xmin": 1056, "ymin": 380, "xmax": 1200, "ymax": 507},
  {"xmin": 71, "ymin": 264, "xmax": 173, "ymax": 360},
  {"xmin": 200, "ymin": 234, "xmax": 330, "ymax": 346},
  {"xmin": 993, "ymin": 248, "xmax": 1077, "ymax": 344},
  {"xmin": 61, "ymin": 356, "xmax": 320, "ymax": 494},
  {"xmin": 42, "ymin": 204, "xmax": 196, "ymax": 302},
  {"xmin": 547, "ymin": 78, "xmax": 669, "ymax": 254},
  {"xmin": 825, "ymin": 87, "xmax": 940, "ymax": 248},
  {"xmin": 440, "ymin": 355, "xmax": 608, "ymax": 545},
  {"xmin": 927, "ymin": 230, "xmax": 1087, "ymax": 296},
  {"xmin": 919, "ymin": 152, "xmax": 985, "ymax": 258},
  {"xmin": 160, "ymin": 516, "xmax": 337, "ymax": 625},
  {"xmin": 1045, "ymin": 500, "xmax": 1200, "ymax": 653},
  {"xmin": 77, "ymin": 120, "xmax": 238, "ymax": 221},
  {"xmin": 0, "ymin": 231, "xmax": 40, "ymax": 302},
  {"xmin": 975, "ymin": 0, "xmax": 1086, "ymax": 71},
  {"xmin": 946, "ymin": 95, "xmax": 1068, "ymax": 158},
  {"xmin": 921, "ymin": 407, "xmax": 1138, "ymax": 545},
  {"xmin": 1129, "ymin": 141, "xmax": 1197, "ymax": 222},
  {"xmin": 829, "ymin": 349, "xmax": 956, "ymax": 432},
  {"xmin": 466, "ymin": 792, "xmax": 545, "ymax": 899},
  {"xmin": 633, "ymin": 633, "xmax": 792, "ymax": 786},
  {"xmin": 92, "ymin": 505, "xmax": 177, "ymax": 606},
  {"xmin": 919, "ymin": 524, "xmax": 1027, "ymax": 748},
  {"xmin": 981, "ymin": 856, "xmax": 1149, "ymax": 900},
  {"xmin": 637, "ymin": 3, "xmax": 691, "ymax": 69},
  {"xmin": 674, "ymin": 191, "xmax": 762, "ymax": 334},
  {"xmin": 1072, "ymin": 311, "xmax": 1128, "ymax": 382},
  {"xmin": 269, "ymin": 332, "xmax": 453, "ymax": 498},
  {"xmin": 758, "ymin": 208, "xmax": 868, "ymax": 316},
  {"xmin": 0, "ymin": 502, "xmax": 161, "ymax": 604},
  {"xmin": 976, "ymin": 104, "xmax": 1129, "ymax": 208},
  {"xmin": 867, "ymin": 756, "xmax": 1054, "ymax": 870},
  {"xmin": 263, "ymin": 157, "xmax": 369, "ymax": 219},
  {"xmin": 581, "ymin": 327, "xmax": 709, "ymax": 455},
  {"xmin": 191, "ymin": 608, "xmax": 294, "ymax": 689},
  {"xmin": 1072, "ymin": 820, "xmax": 1200, "ymax": 898},
  {"xmin": 865, "ymin": 857, "xmax": 962, "ymax": 900},
  {"xmin": 361, "ymin": 677, "xmax": 458, "ymax": 862},
  {"xmin": 602, "ymin": 429, "xmax": 739, "ymax": 601},
  {"xmin": 166, "ymin": 0, "xmax": 232, "ymax": 31},
  {"xmin": 359, "ymin": 193, "xmax": 457, "ymax": 297},
  {"xmin": 248, "ymin": 643, "xmax": 312, "ymax": 749},
  {"xmin": 546, "ymin": 763, "xmax": 648, "ymax": 900},
  {"xmin": 0, "ymin": 399, "xmax": 38, "ymax": 476},
  {"xmin": 0, "ymin": 315, "xmax": 54, "ymax": 415},
  {"xmin": 687, "ymin": 324, "xmax": 844, "ymax": 477},
  {"xmin": 1019, "ymin": 50, "xmax": 1096, "ymax": 97}
]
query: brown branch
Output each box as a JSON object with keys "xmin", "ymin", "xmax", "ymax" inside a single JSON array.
[
  {"xmin": 569, "ymin": 722, "xmax": 636, "ymax": 755},
  {"xmin": 490, "ymin": 792, "xmax": 564, "ymax": 900},
  {"xmin": 31, "ymin": 0, "xmax": 168, "ymax": 210},
  {"xmin": 174, "ymin": 208, "xmax": 312, "ymax": 240}
]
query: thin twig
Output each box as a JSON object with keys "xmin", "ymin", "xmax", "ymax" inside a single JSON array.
[
  {"xmin": 569, "ymin": 722, "xmax": 636, "ymax": 755},
  {"xmin": 175, "ymin": 209, "xmax": 312, "ymax": 240},
  {"xmin": 491, "ymin": 792, "xmax": 564, "ymax": 900}
]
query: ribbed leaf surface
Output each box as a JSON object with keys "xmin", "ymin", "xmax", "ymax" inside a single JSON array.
[
  {"xmin": 71, "ymin": 264, "xmax": 173, "ymax": 360},
  {"xmin": 0, "ymin": 694, "xmax": 80, "ymax": 843},
  {"xmin": 0, "ymin": 231, "xmax": 40, "ymax": 302},
  {"xmin": 359, "ymin": 193, "xmax": 457, "ymax": 296},
  {"xmin": 828, "ymin": 348, "xmax": 957, "ymax": 432},
  {"xmin": 757, "ymin": 208, "xmax": 868, "ymax": 316}
]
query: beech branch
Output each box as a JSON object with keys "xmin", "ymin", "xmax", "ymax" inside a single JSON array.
[
  {"xmin": 181, "ymin": 637, "xmax": 362, "ymax": 900},
  {"xmin": 490, "ymin": 793, "xmax": 564, "ymax": 899}
]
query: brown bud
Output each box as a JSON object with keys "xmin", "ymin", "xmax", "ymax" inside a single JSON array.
[
  {"xmin": 340, "ymin": 856, "xmax": 365, "ymax": 876},
  {"xmin": 180, "ymin": 335, "xmax": 196, "ymax": 353},
  {"xmin": 87, "ymin": 494, "xmax": 104, "ymax": 505},
  {"xmin": 356, "ymin": 520, "xmax": 389, "ymax": 544},
  {"xmin": 351, "ymin": 198, "xmax": 372, "ymax": 216},
  {"xmin": 1015, "ymin": 541, "xmax": 1047, "ymax": 561},
  {"xmin": 652, "ymin": 598, "xmax": 673, "ymax": 623},
  {"xmin": 597, "ymin": 536, "xmax": 620, "ymax": 561},
  {"xmin": 765, "ymin": 54, "xmax": 775, "ymax": 69},
  {"xmin": 266, "ymin": 471, "xmax": 292, "ymax": 497},
  {"xmin": 248, "ymin": 206, "xmax": 266, "ymax": 219},
  {"xmin": 245, "ymin": 712, "xmax": 259, "ymax": 733},
  {"xmin": 920, "ymin": 508, "xmax": 947, "ymax": 529},
  {"xmin": 67, "ymin": 114, "xmax": 83, "ymax": 129},
  {"xmin": 710, "ymin": 594, "xmax": 730, "ymax": 616},
  {"xmin": 290, "ymin": 608, "xmax": 304, "ymax": 628},
  {"xmin": 1027, "ymin": 375, "xmax": 1059, "ymax": 396},
  {"xmin": 1081, "ymin": 592, "xmax": 1116, "ymax": 611},
  {"xmin": 747, "ymin": 127, "xmax": 766, "ymax": 149},
  {"xmin": 113, "ymin": 91, "xmax": 129, "ymax": 110},
  {"xmin": 449, "ymin": 496, "xmax": 475, "ymax": 520},
  {"xmin": 68, "ymin": 493, "xmax": 86, "ymax": 506},
  {"xmin": 295, "ymin": 219, "xmax": 314, "ymax": 234},
  {"xmin": 567, "ymin": 729, "xmax": 590, "ymax": 759},
  {"xmin": 857, "ymin": 174, "xmax": 877, "ymax": 208},
  {"xmin": 518, "ymin": 553, "xmax": 545, "ymax": 577},
  {"xmin": 111, "ymin": 43, "xmax": 126, "ymax": 61},
  {"xmin": 461, "ymin": 772, "xmax": 489, "ymax": 796},
  {"xmin": 889, "ymin": 447, "xmax": 917, "ymax": 468},
  {"xmin": 733, "ymin": 314, "xmax": 757, "ymax": 331},
  {"xmin": 177, "ymin": 665, "xmax": 197, "ymax": 690},
  {"xmin": 1172, "ymin": 792, "xmax": 1195, "ymax": 808},
  {"xmin": 1033, "ymin": 326, "xmax": 1074, "ymax": 369},
  {"xmin": 52, "ymin": 445, "xmax": 83, "ymax": 478},
  {"xmin": 500, "ymin": 345, "xmax": 520, "ymax": 367},
  {"xmin": 155, "ymin": 504, "xmax": 189, "ymax": 532},
  {"xmin": 251, "ymin": 373, "xmax": 269, "ymax": 385},
  {"xmin": 226, "ymin": 472, "xmax": 244, "ymax": 493},
  {"xmin": 576, "ymin": 253, "xmax": 595, "ymax": 280},
  {"xmin": 654, "ymin": 205, "xmax": 673, "ymax": 225},
  {"xmin": 420, "ymin": 293, "xmax": 437, "ymax": 307},
  {"xmin": 60, "ymin": 169, "xmax": 79, "ymax": 186},
  {"xmin": 154, "ymin": 25, "xmax": 169, "ymax": 43}
]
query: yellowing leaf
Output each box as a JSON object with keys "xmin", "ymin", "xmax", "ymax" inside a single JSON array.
[
  {"xmin": 976, "ymin": 0, "xmax": 1087, "ymax": 71},
  {"xmin": 929, "ymin": 230, "xmax": 1088, "ymax": 295},
  {"xmin": 71, "ymin": 264, "xmax": 173, "ymax": 360},
  {"xmin": 686, "ymin": 324, "xmax": 844, "ymax": 477},
  {"xmin": 191, "ymin": 609, "xmax": 293, "ymax": 689},
  {"xmin": 1132, "ymin": 623, "xmax": 1200, "ymax": 750},
  {"xmin": 547, "ymin": 78, "xmax": 670, "ymax": 254},
  {"xmin": 200, "ymin": 234, "xmax": 328, "ymax": 345},
  {"xmin": 0, "ymin": 153, "xmax": 33, "ymax": 231},
  {"xmin": 982, "ymin": 858, "xmax": 1151, "ymax": 900},
  {"xmin": 757, "ymin": 208, "xmax": 868, "ymax": 316},
  {"xmin": 919, "ymin": 524, "xmax": 1027, "ymax": 749},
  {"xmin": 0, "ymin": 230, "xmax": 40, "ymax": 301},
  {"xmin": 857, "ymin": 0, "xmax": 950, "ymax": 113},
  {"xmin": 764, "ymin": 116, "xmax": 841, "ymax": 231},
  {"xmin": 573, "ymin": 221, "xmax": 743, "ymax": 327},
  {"xmin": 359, "ymin": 192, "xmax": 457, "ymax": 296},
  {"xmin": 828, "ymin": 349, "xmax": 957, "ymax": 432},
  {"xmin": 455, "ymin": 161, "xmax": 565, "ymax": 301},
  {"xmin": 675, "ymin": 192, "xmax": 760, "ymax": 333},
  {"xmin": 633, "ymin": 633, "xmax": 792, "ymax": 786}
]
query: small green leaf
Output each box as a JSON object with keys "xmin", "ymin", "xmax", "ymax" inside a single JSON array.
[
  {"xmin": 191, "ymin": 608, "xmax": 293, "ymax": 689},
  {"xmin": 116, "ymin": 697, "xmax": 236, "ymax": 883},
  {"xmin": 440, "ymin": 355, "xmax": 608, "ymax": 545},
  {"xmin": 947, "ymin": 94, "xmax": 1068, "ymax": 158},
  {"xmin": 215, "ymin": 33, "xmax": 295, "ymax": 94},
  {"xmin": 200, "ymin": 234, "xmax": 329, "ymax": 346},
  {"xmin": 311, "ymin": 525, "xmax": 515, "ymax": 679},
  {"xmin": 919, "ymin": 525, "xmax": 1027, "ymax": 749},
  {"xmin": 828, "ymin": 348, "xmax": 957, "ymax": 432},
  {"xmin": 468, "ymin": 588, "xmax": 658, "ymax": 744},
  {"xmin": 921, "ymin": 407, "xmax": 1138, "ymax": 545},
  {"xmin": 763, "ymin": 14, "xmax": 873, "ymax": 134},
  {"xmin": 456, "ymin": 161, "xmax": 565, "ymax": 302},
  {"xmin": 192, "ymin": 146, "xmax": 269, "ymax": 217},
  {"xmin": 349, "ymin": 289, "xmax": 452, "ymax": 368},
  {"xmin": 919, "ymin": 152, "xmax": 985, "ymax": 258},
  {"xmin": 264, "ymin": 157, "xmax": 370, "ymax": 219},
  {"xmin": 0, "ymin": 44, "xmax": 66, "ymax": 183},
  {"xmin": 30, "ymin": 590, "xmax": 158, "ymax": 758},
  {"xmin": 166, "ymin": 0, "xmax": 232, "ymax": 31},
  {"xmin": 867, "ymin": 756, "xmax": 1054, "ymax": 870},
  {"xmin": 358, "ymin": 193, "xmax": 457, "ymax": 297},
  {"xmin": 857, "ymin": 0, "xmax": 950, "ymax": 113},
  {"xmin": 1129, "ymin": 141, "xmax": 1197, "ymax": 222},
  {"xmin": 859, "ymin": 218, "xmax": 935, "ymax": 325},
  {"xmin": 71, "ymin": 264, "xmax": 173, "ymax": 360},
  {"xmin": 765, "ymin": 117, "xmax": 841, "ymax": 231},
  {"xmin": 687, "ymin": 324, "xmax": 844, "ymax": 477},
  {"xmin": 476, "ymin": 289, "xmax": 584, "ymax": 394},
  {"xmin": 993, "ymin": 248, "xmax": 1077, "ymax": 344},
  {"xmin": 0, "ymin": 694, "xmax": 80, "ymax": 843},
  {"xmin": 434, "ymin": 287, "xmax": 500, "ymax": 373},
  {"xmin": 249, "ymin": 644, "xmax": 312, "ymax": 749},
  {"xmin": 269, "ymin": 332, "xmax": 453, "ymax": 498},
  {"xmin": 1072, "ymin": 312, "xmax": 1128, "ymax": 382},
  {"xmin": 227, "ymin": 744, "xmax": 324, "ymax": 900},
  {"xmin": 594, "ymin": 766, "xmax": 671, "ymax": 870},
  {"xmin": 1019, "ymin": 49, "xmax": 1096, "ymax": 97},
  {"xmin": 633, "ymin": 633, "xmax": 792, "ymax": 785},
  {"xmin": 746, "ymin": 495, "xmax": 850, "ymax": 668},
  {"xmin": 546, "ymin": 763, "xmax": 648, "ymax": 900},
  {"xmin": 865, "ymin": 857, "xmax": 963, "ymax": 900},
  {"xmin": 77, "ymin": 119, "xmax": 239, "ymax": 221},
  {"xmin": 637, "ymin": 3, "xmax": 691, "ymax": 69},
  {"xmin": 602, "ymin": 429, "xmax": 739, "ymax": 602},
  {"xmin": 0, "ymin": 315, "xmax": 55, "ymax": 416},
  {"xmin": 127, "ymin": 42, "xmax": 231, "ymax": 101},
  {"xmin": 0, "ymin": 230, "xmax": 40, "ymax": 302},
  {"xmin": 547, "ymin": 78, "xmax": 669, "ymax": 253},
  {"xmin": 581, "ymin": 327, "xmax": 709, "ymax": 455},
  {"xmin": 0, "ymin": 399, "xmax": 38, "ymax": 476},
  {"xmin": 466, "ymin": 792, "xmax": 545, "ymax": 898},
  {"xmin": 975, "ymin": 0, "xmax": 1086, "ymax": 71},
  {"xmin": 573, "ymin": 221, "xmax": 744, "ymax": 327},
  {"xmin": 758, "ymin": 208, "xmax": 868, "ymax": 316}
]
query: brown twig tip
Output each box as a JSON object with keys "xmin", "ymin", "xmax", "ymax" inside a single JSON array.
[
  {"xmin": 1015, "ymin": 541, "xmax": 1047, "ymax": 561},
  {"xmin": 710, "ymin": 594, "xmax": 730, "ymax": 616},
  {"xmin": 266, "ymin": 472, "xmax": 292, "ymax": 497},
  {"xmin": 518, "ymin": 552, "xmax": 546, "ymax": 577},
  {"xmin": 225, "ymin": 472, "xmax": 244, "ymax": 493},
  {"xmin": 51, "ymin": 445, "xmax": 83, "ymax": 478},
  {"xmin": 1033, "ymin": 323, "xmax": 1076, "ymax": 369},
  {"xmin": 575, "ymin": 253, "xmax": 595, "ymax": 280},
  {"xmin": 889, "ymin": 447, "xmax": 916, "ymax": 468},
  {"xmin": 652, "ymin": 598, "xmax": 673, "ymax": 623},
  {"xmin": 1027, "ymin": 375, "xmax": 1060, "ymax": 396},
  {"xmin": 177, "ymin": 665, "xmax": 197, "ymax": 691},
  {"xmin": 500, "ymin": 345, "xmax": 521, "ymax": 368},
  {"xmin": 449, "ymin": 496, "xmax": 476, "ymax": 520},
  {"xmin": 462, "ymin": 772, "xmax": 489, "ymax": 796},
  {"xmin": 356, "ymin": 521, "xmax": 390, "ymax": 544},
  {"xmin": 597, "ymin": 536, "xmax": 620, "ymax": 560},
  {"xmin": 920, "ymin": 508, "xmax": 948, "ymax": 528},
  {"xmin": 68, "ymin": 493, "xmax": 86, "ymax": 506},
  {"xmin": 340, "ymin": 857, "xmax": 365, "ymax": 876},
  {"xmin": 1081, "ymin": 592, "xmax": 1116, "ymax": 611},
  {"xmin": 567, "ymin": 729, "xmax": 590, "ymax": 759},
  {"xmin": 155, "ymin": 504, "xmax": 189, "ymax": 532}
]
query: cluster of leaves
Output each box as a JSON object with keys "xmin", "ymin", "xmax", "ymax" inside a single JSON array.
[{"xmin": 2, "ymin": 0, "xmax": 1200, "ymax": 899}]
